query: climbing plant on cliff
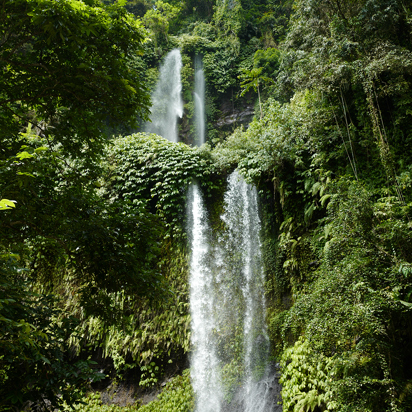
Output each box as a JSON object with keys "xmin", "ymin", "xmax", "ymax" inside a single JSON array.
[
  {"xmin": 104, "ymin": 133, "xmax": 222, "ymax": 234},
  {"xmin": 59, "ymin": 134, "xmax": 225, "ymax": 384}
]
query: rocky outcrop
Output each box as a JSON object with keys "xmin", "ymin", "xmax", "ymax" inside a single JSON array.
[{"xmin": 215, "ymin": 105, "xmax": 255, "ymax": 128}]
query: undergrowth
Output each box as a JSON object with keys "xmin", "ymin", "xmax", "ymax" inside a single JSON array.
[{"xmin": 62, "ymin": 370, "xmax": 194, "ymax": 412}]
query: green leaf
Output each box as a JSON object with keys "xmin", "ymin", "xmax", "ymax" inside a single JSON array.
[
  {"xmin": 17, "ymin": 172, "xmax": 35, "ymax": 178},
  {"xmin": 320, "ymin": 194, "xmax": 331, "ymax": 207},
  {"xmin": 16, "ymin": 151, "xmax": 34, "ymax": 160},
  {"xmin": 34, "ymin": 147, "xmax": 48, "ymax": 153},
  {"xmin": 0, "ymin": 199, "xmax": 16, "ymax": 210},
  {"xmin": 399, "ymin": 300, "xmax": 412, "ymax": 307}
]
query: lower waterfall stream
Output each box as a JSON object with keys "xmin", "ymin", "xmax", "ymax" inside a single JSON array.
[{"xmin": 188, "ymin": 171, "xmax": 282, "ymax": 412}]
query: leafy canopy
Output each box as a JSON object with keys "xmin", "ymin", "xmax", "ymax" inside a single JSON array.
[{"xmin": 0, "ymin": 0, "xmax": 151, "ymax": 160}]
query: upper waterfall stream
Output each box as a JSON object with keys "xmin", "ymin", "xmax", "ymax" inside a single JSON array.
[{"xmin": 145, "ymin": 49, "xmax": 183, "ymax": 143}]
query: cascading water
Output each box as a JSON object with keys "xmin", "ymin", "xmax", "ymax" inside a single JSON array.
[
  {"xmin": 187, "ymin": 183, "xmax": 223, "ymax": 412},
  {"xmin": 188, "ymin": 172, "xmax": 281, "ymax": 412},
  {"xmin": 188, "ymin": 49, "xmax": 279, "ymax": 411},
  {"xmin": 145, "ymin": 49, "xmax": 183, "ymax": 143},
  {"xmin": 194, "ymin": 56, "xmax": 206, "ymax": 146},
  {"xmin": 220, "ymin": 172, "xmax": 280, "ymax": 412}
]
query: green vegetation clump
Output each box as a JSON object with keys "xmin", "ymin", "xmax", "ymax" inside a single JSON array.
[
  {"xmin": 63, "ymin": 370, "xmax": 194, "ymax": 412},
  {"xmin": 138, "ymin": 369, "xmax": 194, "ymax": 412},
  {"xmin": 64, "ymin": 393, "xmax": 136, "ymax": 412},
  {"xmin": 104, "ymin": 133, "xmax": 221, "ymax": 233},
  {"xmin": 280, "ymin": 338, "xmax": 336, "ymax": 412},
  {"xmin": 0, "ymin": 254, "xmax": 104, "ymax": 411}
]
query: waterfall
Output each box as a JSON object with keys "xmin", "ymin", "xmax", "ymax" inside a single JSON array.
[
  {"xmin": 219, "ymin": 171, "xmax": 273, "ymax": 412},
  {"xmin": 145, "ymin": 49, "xmax": 183, "ymax": 143},
  {"xmin": 188, "ymin": 183, "xmax": 223, "ymax": 412},
  {"xmin": 188, "ymin": 172, "xmax": 281, "ymax": 412},
  {"xmin": 194, "ymin": 56, "xmax": 206, "ymax": 146}
]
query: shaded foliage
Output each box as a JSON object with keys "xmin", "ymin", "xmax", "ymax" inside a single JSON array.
[
  {"xmin": 0, "ymin": 0, "xmax": 150, "ymax": 162},
  {"xmin": 0, "ymin": 254, "xmax": 103, "ymax": 411},
  {"xmin": 213, "ymin": 1, "xmax": 412, "ymax": 411}
]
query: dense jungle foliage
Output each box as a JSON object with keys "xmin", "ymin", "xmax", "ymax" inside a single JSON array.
[{"xmin": 1, "ymin": 0, "xmax": 412, "ymax": 411}]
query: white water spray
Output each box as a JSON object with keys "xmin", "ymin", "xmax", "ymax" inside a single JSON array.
[
  {"xmin": 221, "ymin": 171, "xmax": 273, "ymax": 412},
  {"xmin": 188, "ymin": 172, "xmax": 281, "ymax": 412},
  {"xmin": 188, "ymin": 184, "xmax": 223, "ymax": 412},
  {"xmin": 145, "ymin": 49, "xmax": 183, "ymax": 143}
]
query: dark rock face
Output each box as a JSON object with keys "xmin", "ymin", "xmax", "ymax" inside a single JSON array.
[
  {"xmin": 178, "ymin": 93, "xmax": 256, "ymax": 144},
  {"xmin": 262, "ymin": 364, "xmax": 283, "ymax": 412},
  {"xmin": 215, "ymin": 105, "xmax": 255, "ymax": 128}
]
